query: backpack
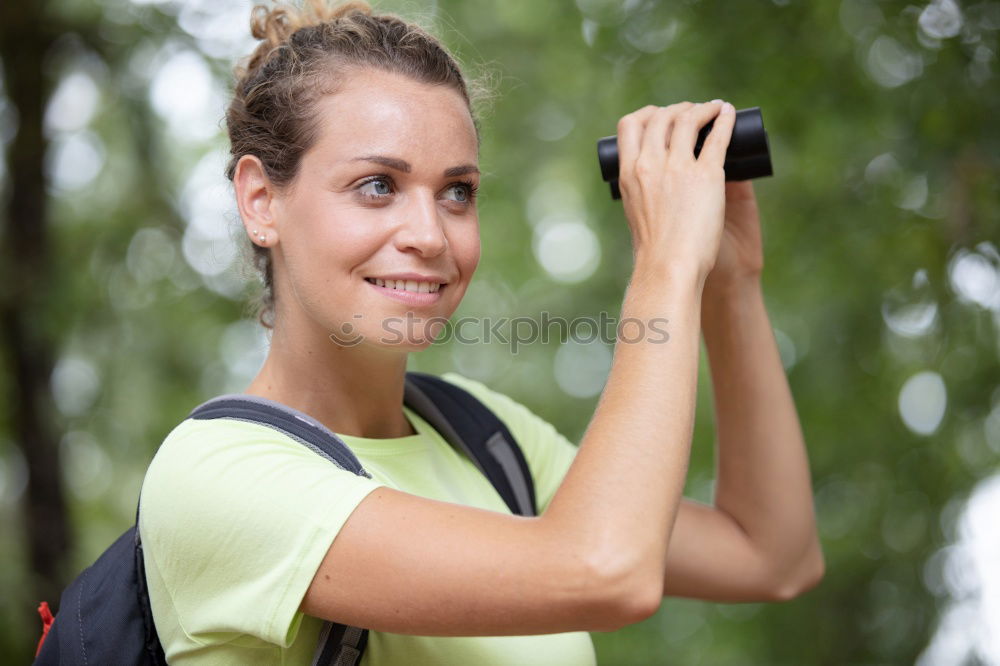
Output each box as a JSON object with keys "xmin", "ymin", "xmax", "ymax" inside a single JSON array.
[{"xmin": 33, "ymin": 371, "xmax": 538, "ymax": 665}]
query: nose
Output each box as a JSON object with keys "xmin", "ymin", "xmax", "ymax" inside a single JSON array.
[{"xmin": 393, "ymin": 190, "xmax": 448, "ymax": 258}]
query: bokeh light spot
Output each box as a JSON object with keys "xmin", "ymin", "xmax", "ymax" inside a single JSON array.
[
  {"xmin": 898, "ymin": 371, "xmax": 947, "ymax": 436},
  {"xmin": 533, "ymin": 218, "xmax": 601, "ymax": 283},
  {"xmin": 554, "ymin": 340, "xmax": 611, "ymax": 398}
]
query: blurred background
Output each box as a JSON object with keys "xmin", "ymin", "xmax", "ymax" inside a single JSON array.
[{"xmin": 1, "ymin": 0, "xmax": 998, "ymax": 663}]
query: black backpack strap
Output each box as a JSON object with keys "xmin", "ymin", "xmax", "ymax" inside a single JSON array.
[
  {"xmin": 312, "ymin": 622, "xmax": 368, "ymax": 666},
  {"xmin": 403, "ymin": 371, "xmax": 538, "ymax": 517},
  {"xmin": 134, "ymin": 528, "xmax": 168, "ymax": 665}
]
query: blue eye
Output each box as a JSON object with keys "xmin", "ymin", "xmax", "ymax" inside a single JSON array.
[
  {"xmin": 355, "ymin": 176, "xmax": 477, "ymax": 205},
  {"xmin": 446, "ymin": 181, "xmax": 478, "ymax": 204},
  {"xmin": 358, "ymin": 177, "xmax": 392, "ymax": 199}
]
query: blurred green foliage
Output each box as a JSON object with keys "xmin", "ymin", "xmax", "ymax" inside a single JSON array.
[{"xmin": 1, "ymin": 0, "xmax": 998, "ymax": 663}]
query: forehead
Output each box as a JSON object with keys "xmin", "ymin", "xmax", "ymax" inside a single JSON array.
[{"xmin": 307, "ymin": 69, "xmax": 478, "ymax": 170}]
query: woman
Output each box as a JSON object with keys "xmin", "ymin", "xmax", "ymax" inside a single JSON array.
[{"xmin": 138, "ymin": 1, "xmax": 825, "ymax": 664}]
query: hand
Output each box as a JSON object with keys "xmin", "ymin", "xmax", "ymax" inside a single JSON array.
[
  {"xmin": 615, "ymin": 100, "xmax": 737, "ymax": 283},
  {"xmin": 703, "ymin": 181, "xmax": 765, "ymax": 300}
]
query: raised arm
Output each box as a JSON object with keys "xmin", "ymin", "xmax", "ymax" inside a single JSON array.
[
  {"xmin": 301, "ymin": 101, "xmax": 737, "ymax": 636},
  {"xmin": 659, "ymin": 181, "xmax": 825, "ymax": 602}
]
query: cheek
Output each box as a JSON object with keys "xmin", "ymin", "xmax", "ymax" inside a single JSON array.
[
  {"xmin": 329, "ymin": 224, "xmax": 385, "ymax": 268},
  {"xmin": 279, "ymin": 205, "xmax": 386, "ymax": 315},
  {"xmin": 451, "ymin": 220, "xmax": 481, "ymax": 273},
  {"xmin": 298, "ymin": 206, "xmax": 385, "ymax": 269}
]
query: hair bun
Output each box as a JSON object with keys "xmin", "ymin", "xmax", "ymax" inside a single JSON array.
[{"xmin": 250, "ymin": 0, "xmax": 373, "ymax": 49}]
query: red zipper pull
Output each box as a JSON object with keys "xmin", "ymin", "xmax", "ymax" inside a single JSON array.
[{"xmin": 35, "ymin": 601, "xmax": 55, "ymax": 657}]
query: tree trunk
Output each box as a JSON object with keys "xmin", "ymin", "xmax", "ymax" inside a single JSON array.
[{"xmin": 0, "ymin": 0, "xmax": 72, "ymax": 609}]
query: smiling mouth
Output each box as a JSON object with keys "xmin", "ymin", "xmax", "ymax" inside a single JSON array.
[{"xmin": 364, "ymin": 278, "xmax": 444, "ymax": 294}]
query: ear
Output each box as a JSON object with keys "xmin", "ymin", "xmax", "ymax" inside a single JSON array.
[{"xmin": 233, "ymin": 155, "xmax": 280, "ymax": 247}]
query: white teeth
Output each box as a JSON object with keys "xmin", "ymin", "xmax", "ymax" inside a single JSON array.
[{"xmin": 368, "ymin": 278, "xmax": 443, "ymax": 293}]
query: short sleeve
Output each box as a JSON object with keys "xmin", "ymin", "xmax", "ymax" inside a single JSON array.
[
  {"xmin": 138, "ymin": 418, "xmax": 385, "ymax": 649},
  {"xmin": 439, "ymin": 373, "xmax": 580, "ymax": 514}
]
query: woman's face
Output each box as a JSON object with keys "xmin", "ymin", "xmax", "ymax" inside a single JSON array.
[{"xmin": 270, "ymin": 69, "xmax": 481, "ymax": 350}]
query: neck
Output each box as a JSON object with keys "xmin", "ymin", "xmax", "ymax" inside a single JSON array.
[{"xmin": 244, "ymin": 318, "xmax": 415, "ymax": 440}]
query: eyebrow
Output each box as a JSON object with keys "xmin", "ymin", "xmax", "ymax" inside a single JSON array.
[{"xmin": 351, "ymin": 155, "xmax": 479, "ymax": 178}]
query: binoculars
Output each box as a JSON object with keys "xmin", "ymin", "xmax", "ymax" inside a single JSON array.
[{"xmin": 596, "ymin": 106, "xmax": 773, "ymax": 199}]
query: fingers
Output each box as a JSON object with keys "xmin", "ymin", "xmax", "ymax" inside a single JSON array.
[
  {"xmin": 615, "ymin": 100, "xmax": 734, "ymax": 184},
  {"xmin": 666, "ymin": 101, "xmax": 726, "ymax": 165},
  {"xmin": 697, "ymin": 101, "xmax": 736, "ymax": 168},
  {"xmin": 638, "ymin": 102, "xmax": 694, "ymax": 166},
  {"xmin": 616, "ymin": 105, "xmax": 658, "ymax": 179},
  {"xmin": 612, "ymin": 100, "xmax": 735, "ymax": 279}
]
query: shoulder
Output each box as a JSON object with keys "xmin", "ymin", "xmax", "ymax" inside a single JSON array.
[
  {"xmin": 139, "ymin": 415, "xmax": 385, "ymax": 649},
  {"xmin": 140, "ymin": 416, "xmax": 349, "ymax": 505},
  {"xmin": 140, "ymin": 416, "xmax": 383, "ymax": 530},
  {"xmin": 139, "ymin": 416, "xmax": 384, "ymax": 559}
]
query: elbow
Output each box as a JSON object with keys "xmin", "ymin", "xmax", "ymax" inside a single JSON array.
[
  {"xmin": 766, "ymin": 547, "xmax": 826, "ymax": 602},
  {"xmin": 580, "ymin": 549, "xmax": 663, "ymax": 632},
  {"xmin": 601, "ymin": 581, "xmax": 662, "ymax": 632}
]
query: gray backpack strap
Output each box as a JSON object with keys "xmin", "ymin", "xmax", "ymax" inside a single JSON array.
[
  {"xmin": 189, "ymin": 374, "xmax": 538, "ymax": 666},
  {"xmin": 188, "ymin": 394, "xmax": 370, "ymax": 477},
  {"xmin": 187, "ymin": 394, "xmax": 370, "ymax": 666}
]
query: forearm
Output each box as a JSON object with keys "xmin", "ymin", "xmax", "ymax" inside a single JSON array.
[
  {"xmin": 701, "ymin": 280, "xmax": 822, "ymax": 584},
  {"xmin": 544, "ymin": 258, "xmax": 704, "ymax": 599}
]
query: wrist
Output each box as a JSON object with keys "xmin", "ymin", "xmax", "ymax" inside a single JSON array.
[
  {"xmin": 632, "ymin": 251, "xmax": 706, "ymax": 292},
  {"xmin": 624, "ymin": 256, "xmax": 704, "ymax": 327},
  {"xmin": 704, "ymin": 271, "xmax": 763, "ymax": 302},
  {"xmin": 701, "ymin": 276, "xmax": 764, "ymax": 324}
]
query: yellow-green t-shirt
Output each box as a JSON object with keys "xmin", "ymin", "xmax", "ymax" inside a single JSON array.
[{"xmin": 138, "ymin": 372, "xmax": 596, "ymax": 665}]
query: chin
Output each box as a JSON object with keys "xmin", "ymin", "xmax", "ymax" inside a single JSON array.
[
  {"xmin": 325, "ymin": 318, "xmax": 448, "ymax": 352},
  {"xmin": 372, "ymin": 309, "xmax": 451, "ymax": 348},
  {"xmin": 393, "ymin": 337, "xmax": 438, "ymax": 353}
]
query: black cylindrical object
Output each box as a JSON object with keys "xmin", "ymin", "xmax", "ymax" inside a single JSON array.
[{"xmin": 597, "ymin": 106, "xmax": 773, "ymax": 200}]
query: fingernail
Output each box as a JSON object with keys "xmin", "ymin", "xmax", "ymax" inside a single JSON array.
[
  {"xmin": 721, "ymin": 102, "xmax": 735, "ymax": 114},
  {"xmin": 710, "ymin": 98, "xmax": 723, "ymax": 104}
]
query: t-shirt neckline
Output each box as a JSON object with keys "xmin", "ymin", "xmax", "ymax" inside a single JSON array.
[
  {"xmin": 336, "ymin": 405, "xmax": 433, "ymax": 453},
  {"xmin": 210, "ymin": 392, "xmax": 435, "ymax": 454}
]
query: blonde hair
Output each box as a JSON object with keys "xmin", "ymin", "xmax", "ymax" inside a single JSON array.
[{"xmin": 225, "ymin": 0, "xmax": 486, "ymax": 329}]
